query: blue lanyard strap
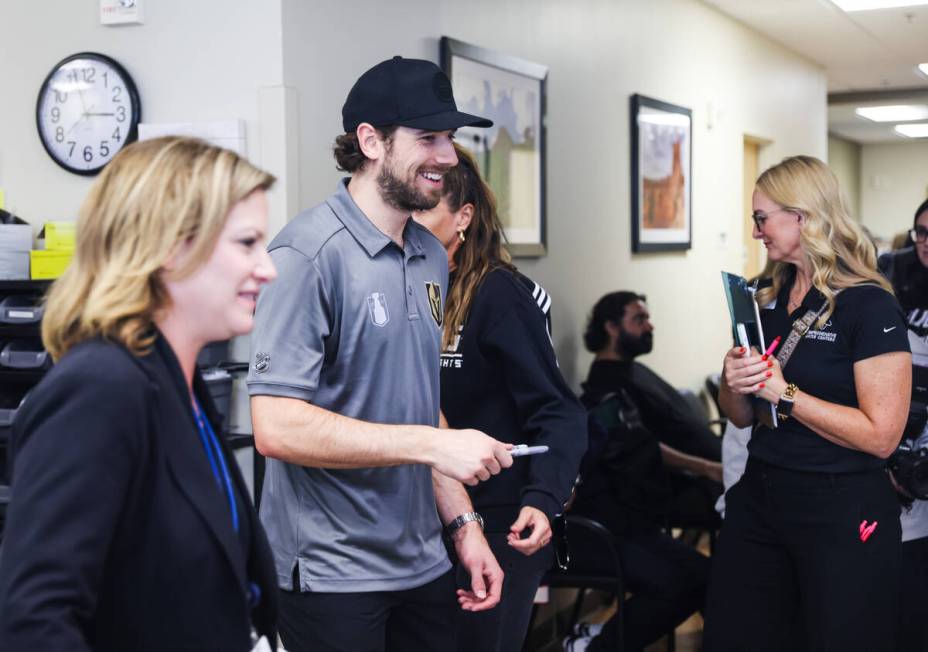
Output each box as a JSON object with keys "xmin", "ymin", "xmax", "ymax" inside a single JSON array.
[{"xmin": 193, "ymin": 399, "xmax": 239, "ymax": 533}]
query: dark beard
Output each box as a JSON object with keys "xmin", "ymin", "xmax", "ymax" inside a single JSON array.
[
  {"xmin": 377, "ymin": 161, "xmax": 441, "ymax": 213},
  {"xmin": 618, "ymin": 330, "xmax": 653, "ymax": 358}
]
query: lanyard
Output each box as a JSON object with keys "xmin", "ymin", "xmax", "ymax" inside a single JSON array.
[{"xmin": 192, "ymin": 399, "xmax": 239, "ymax": 533}]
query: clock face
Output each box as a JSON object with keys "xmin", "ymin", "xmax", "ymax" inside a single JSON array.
[{"xmin": 36, "ymin": 53, "xmax": 141, "ymax": 176}]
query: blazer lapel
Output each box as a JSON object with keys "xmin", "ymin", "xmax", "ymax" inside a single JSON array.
[{"xmin": 145, "ymin": 336, "xmax": 247, "ymax": 591}]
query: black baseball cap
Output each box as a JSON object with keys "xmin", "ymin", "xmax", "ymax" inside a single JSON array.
[{"xmin": 342, "ymin": 56, "xmax": 493, "ymax": 133}]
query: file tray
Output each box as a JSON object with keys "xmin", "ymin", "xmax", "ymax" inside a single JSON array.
[
  {"xmin": 0, "ymin": 295, "xmax": 44, "ymax": 324},
  {"xmin": 0, "ymin": 340, "xmax": 51, "ymax": 370}
]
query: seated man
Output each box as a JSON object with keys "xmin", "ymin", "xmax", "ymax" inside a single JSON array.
[
  {"xmin": 582, "ymin": 291, "xmax": 722, "ymax": 529},
  {"xmin": 565, "ymin": 382, "xmax": 708, "ymax": 652}
]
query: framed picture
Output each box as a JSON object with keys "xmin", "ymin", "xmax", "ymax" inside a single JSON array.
[
  {"xmin": 441, "ymin": 37, "xmax": 547, "ymax": 257},
  {"xmin": 630, "ymin": 94, "xmax": 692, "ymax": 253}
]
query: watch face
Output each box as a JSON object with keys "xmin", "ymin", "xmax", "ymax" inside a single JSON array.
[{"xmin": 36, "ymin": 52, "xmax": 141, "ymax": 176}]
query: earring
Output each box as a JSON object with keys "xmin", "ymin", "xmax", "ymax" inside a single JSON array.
[{"xmin": 457, "ymin": 230, "xmax": 466, "ymax": 243}]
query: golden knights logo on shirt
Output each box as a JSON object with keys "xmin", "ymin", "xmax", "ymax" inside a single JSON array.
[{"xmin": 425, "ymin": 281, "xmax": 443, "ymax": 327}]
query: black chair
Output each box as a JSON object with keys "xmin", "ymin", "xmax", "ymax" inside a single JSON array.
[
  {"xmin": 527, "ymin": 515, "xmax": 625, "ymax": 651},
  {"xmin": 0, "ymin": 485, "xmax": 9, "ymax": 544}
]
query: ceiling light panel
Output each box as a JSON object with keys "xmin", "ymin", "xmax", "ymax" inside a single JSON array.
[
  {"xmin": 894, "ymin": 123, "xmax": 928, "ymax": 137},
  {"xmin": 831, "ymin": 0, "xmax": 928, "ymax": 10},
  {"xmin": 855, "ymin": 105, "xmax": 928, "ymax": 122}
]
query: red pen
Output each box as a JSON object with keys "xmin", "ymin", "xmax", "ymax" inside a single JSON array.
[{"xmin": 763, "ymin": 336, "xmax": 782, "ymax": 358}]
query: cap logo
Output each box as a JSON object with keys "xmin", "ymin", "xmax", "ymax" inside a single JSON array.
[{"xmin": 432, "ymin": 72, "xmax": 454, "ymax": 103}]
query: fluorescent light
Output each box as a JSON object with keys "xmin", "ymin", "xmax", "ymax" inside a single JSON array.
[
  {"xmin": 855, "ymin": 105, "xmax": 928, "ymax": 122},
  {"xmin": 918, "ymin": 63, "xmax": 928, "ymax": 79},
  {"xmin": 895, "ymin": 123, "xmax": 928, "ymax": 138},
  {"xmin": 831, "ymin": 0, "xmax": 928, "ymax": 10}
]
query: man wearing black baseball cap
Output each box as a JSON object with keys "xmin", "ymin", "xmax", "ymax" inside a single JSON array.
[{"xmin": 248, "ymin": 56, "xmax": 508, "ymax": 652}]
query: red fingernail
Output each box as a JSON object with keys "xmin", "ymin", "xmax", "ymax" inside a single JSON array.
[
  {"xmin": 759, "ymin": 382, "xmax": 765, "ymax": 388},
  {"xmin": 766, "ymin": 371, "xmax": 772, "ymax": 377},
  {"xmin": 762, "ymin": 354, "xmax": 768, "ymax": 361},
  {"xmin": 739, "ymin": 347, "xmax": 745, "ymax": 354},
  {"xmin": 767, "ymin": 360, "xmax": 773, "ymax": 367}
]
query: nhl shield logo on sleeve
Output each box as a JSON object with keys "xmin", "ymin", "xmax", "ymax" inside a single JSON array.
[
  {"xmin": 425, "ymin": 282, "xmax": 443, "ymax": 327},
  {"xmin": 368, "ymin": 292, "xmax": 390, "ymax": 327}
]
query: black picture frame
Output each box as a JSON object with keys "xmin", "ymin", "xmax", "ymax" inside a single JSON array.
[
  {"xmin": 630, "ymin": 94, "xmax": 692, "ymax": 253},
  {"xmin": 441, "ymin": 37, "xmax": 548, "ymax": 257}
]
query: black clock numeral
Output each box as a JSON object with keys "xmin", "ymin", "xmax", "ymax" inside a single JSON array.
[
  {"xmin": 102, "ymin": 71, "xmax": 108, "ymax": 88},
  {"xmin": 116, "ymin": 106, "xmax": 126, "ymax": 122},
  {"xmin": 112, "ymin": 126, "xmax": 122, "ymax": 142},
  {"xmin": 82, "ymin": 68, "xmax": 95, "ymax": 84},
  {"xmin": 67, "ymin": 141, "xmax": 76, "ymax": 158},
  {"xmin": 66, "ymin": 69, "xmax": 79, "ymax": 85},
  {"xmin": 83, "ymin": 146, "xmax": 93, "ymax": 163},
  {"xmin": 55, "ymin": 127, "xmax": 64, "ymax": 143},
  {"xmin": 112, "ymin": 86, "xmax": 122, "ymax": 103},
  {"xmin": 51, "ymin": 107, "xmax": 60, "ymax": 123},
  {"xmin": 55, "ymin": 90, "xmax": 68, "ymax": 103},
  {"xmin": 100, "ymin": 141, "xmax": 110, "ymax": 158}
]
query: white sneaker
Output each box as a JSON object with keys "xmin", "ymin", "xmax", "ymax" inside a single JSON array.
[
  {"xmin": 562, "ymin": 634, "xmax": 593, "ymax": 652},
  {"xmin": 572, "ymin": 622, "xmax": 604, "ymax": 638}
]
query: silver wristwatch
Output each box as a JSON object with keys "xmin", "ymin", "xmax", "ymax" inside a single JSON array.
[{"xmin": 446, "ymin": 511, "xmax": 484, "ymax": 536}]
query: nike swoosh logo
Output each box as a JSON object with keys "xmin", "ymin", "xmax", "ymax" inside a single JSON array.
[{"xmin": 883, "ymin": 326, "xmax": 896, "ymax": 333}]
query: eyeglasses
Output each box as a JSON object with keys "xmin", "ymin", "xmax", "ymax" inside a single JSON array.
[
  {"xmin": 751, "ymin": 207, "xmax": 798, "ymax": 231},
  {"xmin": 911, "ymin": 226, "xmax": 928, "ymax": 243}
]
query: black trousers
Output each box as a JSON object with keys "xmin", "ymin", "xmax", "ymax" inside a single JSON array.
[
  {"xmin": 454, "ymin": 531, "xmax": 553, "ymax": 652},
  {"xmin": 278, "ymin": 570, "xmax": 456, "ymax": 652},
  {"xmin": 704, "ymin": 458, "xmax": 901, "ymax": 652},
  {"xmin": 899, "ymin": 536, "xmax": 928, "ymax": 652},
  {"xmin": 588, "ymin": 529, "xmax": 709, "ymax": 652}
]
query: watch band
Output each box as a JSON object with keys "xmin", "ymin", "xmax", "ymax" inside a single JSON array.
[
  {"xmin": 446, "ymin": 511, "xmax": 484, "ymax": 536},
  {"xmin": 777, "ymin": 383, "xmax": 798, "ymax": 421}
]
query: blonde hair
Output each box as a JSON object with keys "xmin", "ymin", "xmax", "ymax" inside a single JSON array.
[
  {"xmin": 42, "ymin": 136, "xmax": 275, "ymax": 360},
  {"xmin": 441, "ymin": 144, "xmax": 514, "ymax": 350},
  {"xmin": 754, "ymin": 155, "xmax": 891, "ymax": 327}
]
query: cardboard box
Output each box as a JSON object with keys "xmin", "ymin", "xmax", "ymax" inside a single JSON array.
[
  {"xmin": 44, "ymin": 221, "xmax": 76, "ymax": 251},
  {"xmin": 30, "ymin": 249, "xmax": 73, "ymax": 279}
]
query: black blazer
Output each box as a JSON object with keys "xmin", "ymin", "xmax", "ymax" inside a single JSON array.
[{"xmin": 0, "ymin": 334, "xmax": 278, "ymax": 651}]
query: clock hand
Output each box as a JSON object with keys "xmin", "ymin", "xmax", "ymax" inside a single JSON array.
[{"xmin": 85, "ymin": 112, "xmax": 115, "ymax": 117}]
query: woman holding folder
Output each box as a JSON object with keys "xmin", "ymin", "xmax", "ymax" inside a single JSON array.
[
  {"xmin": 704, "ymin": 156, "xmax": 911, "ymax": 652},
  {"xmin": 414, "ymin": 144, "xmax": 586, "ymax": 652}
]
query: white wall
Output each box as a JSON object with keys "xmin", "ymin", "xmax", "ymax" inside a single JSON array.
[
  {"xmin": 0, "ymin": 0, "xmax": 286, "ymax": 229},
  {"xmin": 280, "ymin": 0, "xmax": 827, "ymax": 392},
  {"xmin": 859, "ymin": 140, "xmax": 928, "ymax": 241},
  {"xmin": 0, "ymin": 0, "xmax": 828, "ymax": 397},
  {"xmin": 828, "ymin": 134, "xmax": 862, "ymax": 221}
]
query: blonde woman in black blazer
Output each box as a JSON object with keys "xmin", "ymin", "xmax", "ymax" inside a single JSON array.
[{"xmin": 0, "ymin": 137, "xmax": 279, "ymax": 651}]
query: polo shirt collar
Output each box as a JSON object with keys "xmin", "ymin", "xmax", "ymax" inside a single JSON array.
[{"xmin": 326, "ymin": 179, "xmax": 427, "ymax": 260}]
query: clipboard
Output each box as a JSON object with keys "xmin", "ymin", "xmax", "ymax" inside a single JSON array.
[{"xmin": 721, "ymin": 271, "xmax": 778, "ymax": 427}]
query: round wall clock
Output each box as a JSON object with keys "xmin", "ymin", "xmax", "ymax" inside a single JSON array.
[{"xmin": 36, "ymin": 52, "xmax": 141, "ymax": 176}]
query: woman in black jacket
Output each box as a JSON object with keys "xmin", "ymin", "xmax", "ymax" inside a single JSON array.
[
  {"xmin": 414, "ymin": 144, "xmax": 587, "ymax": 652},
  {"xmin": 0, "ymin": 137, "xmax": 280, "ymax": 651}
]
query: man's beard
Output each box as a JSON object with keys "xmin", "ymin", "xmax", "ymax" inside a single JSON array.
[
  {"xmin": 377, "ymin": 154, "xmax": 444, "ymax": 213},
  {"xmin": 617, "ymin": 330, "xmax": 653, "ymax": 358}
]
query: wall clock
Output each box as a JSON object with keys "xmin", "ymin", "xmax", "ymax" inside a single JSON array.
[{"xmin": 36, "ymin": 52, "xmax": 141, "ymax": 176}]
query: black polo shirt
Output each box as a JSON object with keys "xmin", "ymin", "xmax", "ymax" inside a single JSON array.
[{"xmin": 748, "ymin": 281, "xmax": 909, "ymax": 473}]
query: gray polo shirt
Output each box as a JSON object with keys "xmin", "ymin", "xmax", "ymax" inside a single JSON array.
[{"xmin": 247, "ymin": 179, "xmax": 450, "ymax": 592}]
